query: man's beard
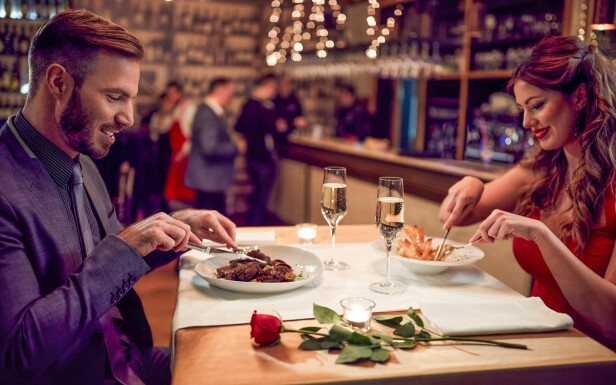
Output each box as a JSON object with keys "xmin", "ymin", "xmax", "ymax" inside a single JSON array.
[{"xmin": 59, "ymin": 86, "xmax": 118, "ymax": 159}]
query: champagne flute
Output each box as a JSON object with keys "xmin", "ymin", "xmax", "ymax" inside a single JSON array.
[
  {"xmin": 320, "ymin": 166, "xmax": 349, "ymax": 270},
  {"xmin": 370, "ymin": 177, "xmax": 405, "ymax": 294}
]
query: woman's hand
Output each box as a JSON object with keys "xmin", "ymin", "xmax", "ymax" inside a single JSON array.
[
  {"xmin": 440, "ymin": 176, "xmax": 485, "ymax": 229},
  {"xmin": 469, "ymin": 209, "xmax": 550, "ymax": 244}
]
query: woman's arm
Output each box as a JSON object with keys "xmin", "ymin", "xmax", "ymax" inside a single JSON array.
[
  {"xmin": 439, "ymin": 165, "xmax": 535, "ymax": 228},
  {"xmin": 470, "ymin": 210, "xmax": 616, "ymax": 341}
]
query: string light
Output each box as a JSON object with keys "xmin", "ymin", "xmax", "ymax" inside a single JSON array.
[{"xmin": 265, "ymin": 0, "xmax": 347, "ymax": 65}]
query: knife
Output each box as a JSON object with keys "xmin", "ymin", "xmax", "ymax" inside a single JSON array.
[{"xmin": 186, "ymin": 242, "xmax": 264, "ymax": 263}]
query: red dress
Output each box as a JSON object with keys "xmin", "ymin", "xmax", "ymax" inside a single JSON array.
[
  {"xmin": 164, "ymin": 121, "xmax": 196, "ymax": 203},
  {"xmin": 513, "ymin": 189, "xmax": 616, "ymax": 349}
]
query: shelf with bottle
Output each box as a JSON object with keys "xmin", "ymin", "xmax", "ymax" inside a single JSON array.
[
  {"xmin": 0, "ymin": 21, "xmax": 39, "ymax": 57},
  {"xmin": 0, "ymin": 0, "xmax": 70, "ymax": 21},
  {"xmin": 469, "ymin": 2, "xmax": 563, "ymax": 72}
]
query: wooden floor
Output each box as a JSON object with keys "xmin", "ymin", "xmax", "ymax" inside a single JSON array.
[{"xmin": 134, "ymin": 260, "xmax": 179, "ymax": 348}]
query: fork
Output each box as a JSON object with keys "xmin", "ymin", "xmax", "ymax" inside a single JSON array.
[
  {"xmin": 437, "ymin": 241, "xmax": 479, "ymax": 260},
  {"xmin": 186, "ymin": 242, "xmax": 263, "ymax": 263}
]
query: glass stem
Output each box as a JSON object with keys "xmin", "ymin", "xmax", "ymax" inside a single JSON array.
[
  {"xmin": 385, "ymin": 239, "xmax": 393, "ymax": 285},
  {"xmin": 330, "ymin": 224, "xmax": 337, "ymax": 265}
]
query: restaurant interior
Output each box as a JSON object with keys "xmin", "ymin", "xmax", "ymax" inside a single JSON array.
[{"xmin": 1, "ymin": 0, "xmax": 616, "ymax": 383}]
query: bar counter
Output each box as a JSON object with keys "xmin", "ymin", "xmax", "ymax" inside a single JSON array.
[{"xmin": 282, "ymin": 136, "xmax": 511, "ymax": 203}]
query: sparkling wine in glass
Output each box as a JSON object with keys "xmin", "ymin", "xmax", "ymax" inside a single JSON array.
[
  {"xmin": 320, "ymin": 166, "xmax": 349, "ymax": 270},
  {"xmin": 370, "ymin": 177, "xmax": 405, "ymax": 294}
]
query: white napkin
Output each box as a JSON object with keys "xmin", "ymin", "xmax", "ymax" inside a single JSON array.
[
  {"xmin": 201, "ymin": 230, "xmax": 276, "ymax": 246},
  {"xmin": 420, "ymin": 297, "xmax": 573, "ymax": 336}
]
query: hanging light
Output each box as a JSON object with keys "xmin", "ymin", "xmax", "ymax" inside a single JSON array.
[{"xmin": 589, "ymin": 0, "xmax": 615, "ymax": 30}]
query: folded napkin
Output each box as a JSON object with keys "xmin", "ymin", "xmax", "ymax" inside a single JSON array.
[
  {"xmin": 420, "ymin": 297, "xmax": 573, "ymax": 336},
  {"xmin": 202, "ymin": 230, "xmax": 276, "ymax": 246}
]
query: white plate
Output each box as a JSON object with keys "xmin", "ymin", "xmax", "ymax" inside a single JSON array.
[
  {"xmin": 372, "ymin": 237, "xmax": 485, "ymax": 275},
  {"xmin": 194, "ymin": 245, "xmax": 323, "ymax": 294}
]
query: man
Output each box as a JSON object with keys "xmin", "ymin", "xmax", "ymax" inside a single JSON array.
[
  {"xmin": 335, "ymin": 83, "xmax": 372, "ymax": 141},
  {"xmin": 235, "ymin": 74, "xmax": 278, "ymax": 226},
  {"xmin": 0, "ymin": 10, "xmax": 236, "ymax": 385},
  {"xmin": 185, "ymin": 77, "xmax": 238, "ymax": 215},
  {"xmin": 273, "ymin": 75, "xmax": 306, "ymax": 143}
]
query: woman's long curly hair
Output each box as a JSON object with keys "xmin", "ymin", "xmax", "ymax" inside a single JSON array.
[{"xmin": 507, "ymin": 36, "xmax": 616, "ymax": 254}]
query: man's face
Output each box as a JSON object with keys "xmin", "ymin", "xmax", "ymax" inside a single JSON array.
[
  {"xmin": 59, "ymin": 51, "xmax": 140, "ymax": 159},
  {"xmin": 218, "ymin": 83, "xmax": 235, "ymax": 107}
]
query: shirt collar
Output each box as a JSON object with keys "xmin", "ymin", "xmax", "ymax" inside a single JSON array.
[
  {"xmin": 204, "ymin": 97, "xmax": 224, "ymax": 117},
  {"xmin": 13, "ymin": 111, "xmax": 76, "ymax": 185}
]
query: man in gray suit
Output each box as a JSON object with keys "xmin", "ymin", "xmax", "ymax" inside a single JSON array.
[
  {"xmin": 185, "ymin": 78, "xmax": 239, "ymax": 215},
  {"xmin": 0, "ymin": 10, "xmax": 236, "ymax": 385}
]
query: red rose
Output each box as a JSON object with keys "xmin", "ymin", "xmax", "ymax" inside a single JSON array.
[{"xmin": 250, "ymin": 311, "xmax": 282, "ymax": 345}]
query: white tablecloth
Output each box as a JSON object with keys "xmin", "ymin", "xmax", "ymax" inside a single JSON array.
[{"xmin": 172, "ymin": 243, "xmax": 522, "ymax": 334}]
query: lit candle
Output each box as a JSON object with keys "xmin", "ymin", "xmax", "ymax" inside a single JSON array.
[
  {"xmin": 340, "ymin": 297, "xmax": 376, "ymax": 332},
  {"xmin": 296, "ymin": 223, "xmax": 317, "ymax": 243}
]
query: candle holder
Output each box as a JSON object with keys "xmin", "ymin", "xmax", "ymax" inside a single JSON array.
[
  {"xmin": 340, "ymin": 297, "xmax": 376, "ymax": 332},
  {"xmin": 295, "ymin": 223, "xmax": 317, "ymax": 244}
]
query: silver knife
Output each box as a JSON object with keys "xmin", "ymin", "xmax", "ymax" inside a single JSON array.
[{"xmin": 186, "ymin": 242, "xmax": 264, "ymax": 263}]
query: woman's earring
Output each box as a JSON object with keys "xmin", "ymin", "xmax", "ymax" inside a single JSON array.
[{"xmin": 574, "ymin": 112, "xmax": 582, "ymax": 138}]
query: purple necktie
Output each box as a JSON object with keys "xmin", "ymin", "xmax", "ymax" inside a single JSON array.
[{"xmin": 70, "ymin": 161, "xmax": 144, "ymax": 385}]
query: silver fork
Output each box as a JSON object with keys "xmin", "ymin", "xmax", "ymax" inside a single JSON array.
[{"xmin": 438, "ymin": 241, "xmax": 478, "ymax": 260}]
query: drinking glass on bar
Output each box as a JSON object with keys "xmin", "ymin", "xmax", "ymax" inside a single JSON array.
[
  {"xmin": 370, "ymin": 177, "xmax": 405, "ymax": 294},
  {"xmin": 320, "ymin": 166, "xmax": 349, "ymax": 270}
]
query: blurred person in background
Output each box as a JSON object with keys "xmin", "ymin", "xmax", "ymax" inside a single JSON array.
[
  {"xmin": 273, "ymin": 75, "xmax": 306, "ymax": 143},
  {"xmin": 185, "ymin": 77, "xmax": 239, "ymax": 215},
  {"xmin": 151, "ymin": 81, "xmax": 197, "ymax": 212},
  {"xmin": 334, "ymin": 83, "xmax": 372, "ymax": 141},
  {"xmin": 235, "ymin": 74, "xmax": 279, "ymax": 226}
]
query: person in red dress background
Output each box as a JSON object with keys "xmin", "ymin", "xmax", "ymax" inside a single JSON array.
[
  {"xmin": 151, "ymin": 82, "xmax": 197, "ymax": 211},
  {"xmin": 439, "ymin": 36, "xmax": 616, "ymax": 350}
]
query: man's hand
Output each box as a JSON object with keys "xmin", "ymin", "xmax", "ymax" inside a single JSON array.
[
  {"xmin": 171, "ymin": 209, "xmax": 238, "ymax": 249},
  {"xmin": 117, "ymin": 213, "xmax": 200, "ymax": 257}
]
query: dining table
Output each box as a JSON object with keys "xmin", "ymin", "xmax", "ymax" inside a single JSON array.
[{"xmin": 171, "ymin": 224, "xmax": 616, "ymax": 385}]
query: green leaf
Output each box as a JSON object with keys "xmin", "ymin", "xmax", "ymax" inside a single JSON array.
[
  {"xmin": 299, "ymin": 326, "xmax": 323, "ymax": 333},
  {"xmin": 321, "ymin": 340, "xmax": 344, "ymax": 350},
  {"xmin": 299, "ymin": 339, "xmax": 324, "ymax": 350},
  {"xmin": 369, "ymin": 348, "xmax": 391, "ymax": 363},
  {"xmin": 393, "ymin": 340, "xmax": 417, "ymax": 349},
  {"xmin": 373, "ymin": 315, "xmax": 404, "ymax": 323},
  {"xmin": 374, "ymin": 333, "xmax": 393, "ymax": 344},
  {"xmin": 407, "ymin": 308, "xmax": 424, "ymax": 328},
  {"xmin": 347, "ymin": 332, "xmax": 377, "ymax": 346},
  {"xmin": 416, "ymin": 331, "xmax": 431, "ymax": 341},
  {"xmin": 373, "ymin": 315, "xmax": 404, "ymax": 329},
  {"xmin": 393, "ymin": 322, "xmax": 415, "ymax": 338},
  {"xmin": 335, "ymin": 345, "xmax": 373, "ymax": 364},
  {"xmin": 313, "ymin": 303, "xmax": 342, "ymax": 324},
  {"xmin": 329, "ymin": 324, "xmax": 352, "ymax": 342}
]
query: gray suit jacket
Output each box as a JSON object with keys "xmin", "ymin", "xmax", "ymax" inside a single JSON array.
[
  {"xmin": 185, "ymin": 103, "xmax": 238, "ymax": 192},
  {"xmin": 0, "ymin": 117, "xmax": 175, "ymax": 384}
]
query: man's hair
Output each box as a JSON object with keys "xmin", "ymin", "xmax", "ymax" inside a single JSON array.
[
  {"xmin": 208, "ymin": 77, "xmax": 232, "ymax": 94},
  {"xmin": 28, "ymin": 9, "xmax": 144, "ymax": 100},
  {"xmin": 337, "ymin": 83, "xmax": 356, "ymax": 97},
  {"xmin": 255, "ymin": 73, "xmax": 278, "ymax": 87},
  {"xmin": 166, "ymin": 80, "xmax": 184, "ymax": 93}
]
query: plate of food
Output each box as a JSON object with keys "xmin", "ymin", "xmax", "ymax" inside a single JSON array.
[
  {"xmin": 372, "ymin": 226, "xmax": 484, "ymax": 275},
  {"xmin": 194, "ymin": 245, "xmax": 324, "ymax": 294}
]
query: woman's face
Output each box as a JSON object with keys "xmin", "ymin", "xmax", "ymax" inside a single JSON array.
[{"xmin": 513, "ymin": 80, "xmax": 578, "ymax": 152}]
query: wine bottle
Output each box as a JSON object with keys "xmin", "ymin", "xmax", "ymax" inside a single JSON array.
[
  {"xmin": 9, "ymin": 0, "xmax": 21, "ymax": 19},
  {"xmin": 17, "ymin": 25, "xmax": 30, "ymax": 56},
  {"xmin": 26, "ymin": 0, "xmax": 36, "ymax": 19},
  {"xmin": 0, "ymin": 0, "xmax": 7, "ymax": 19}
]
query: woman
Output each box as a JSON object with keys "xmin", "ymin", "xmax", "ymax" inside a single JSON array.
[{"xmin": 439, "ymin": 36, "xmax": 616, "ymax": 349}]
